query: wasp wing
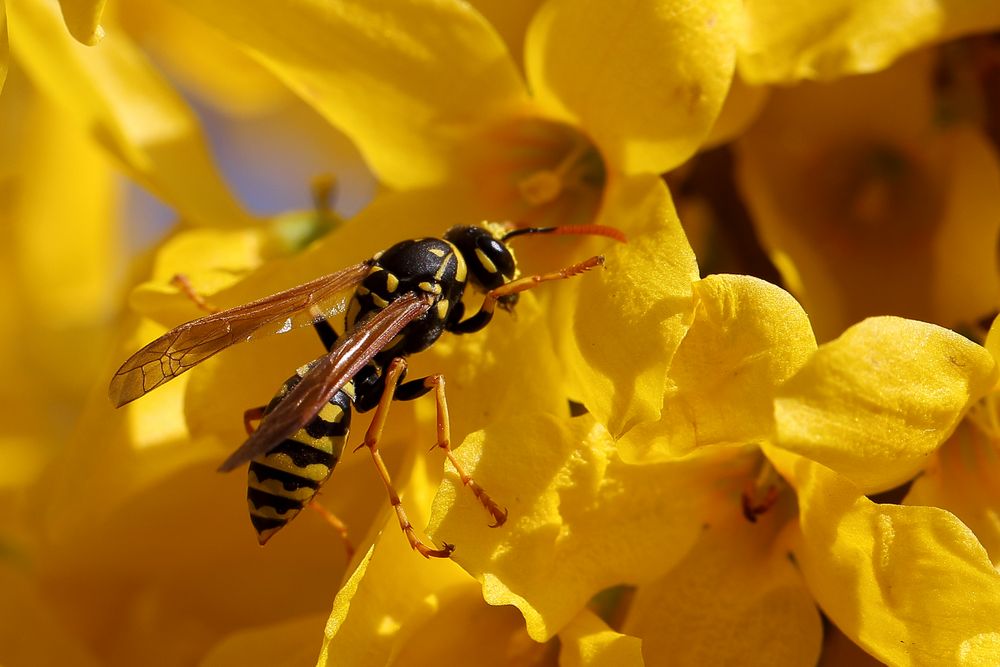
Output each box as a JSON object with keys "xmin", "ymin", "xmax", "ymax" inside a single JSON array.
[
  {"xmin": 109, "ymin": 262, "xmax": 371, "ymax": 407},
  {"xmin": 217, "ymin": 291, "xmax": 433, "ymax": 472}
]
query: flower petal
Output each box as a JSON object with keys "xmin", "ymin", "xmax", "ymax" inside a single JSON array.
[
  {"xmin": 740, "ymin": 0, "xmax": 1000, "ymax": 83},
  {"xmin": 560, "ymin": 609, "xmax": 644, "ymax": 667},
  {"xmin": 620, "ymin": 274, "xmax": 816, "ymax": 462},
  {"xmin": 57, "ymin": 0, "xmax": 105, "ymax": 44},
  {"xmin": 525, "ymin": 0, "xmax": 740, "ymax": 174},
  {"xmin": 905, "ymin": 421, "xmax": 1000, "ymax": 566},
  {"xmin": 466, "ymin": 0, "xmax": 543, "ymax": 71},
  {"xmin": 319, "ymin": 453, "xmax": 471, "ymax": 667},
  {"xmin": 774, "ymin": 317, "xmax": 997, "ymax": 493},
  {"xmin": 558, "ymin": 175, "xmax": 698, "ymax": 438},
  {"xmin": 427, "ymin": 413, "xmax": 718, "ymax": 642},
  {"xmin": 624, "ymin": 500, "xmax": 821, "ymax": 667},
  {"xmin": 8, "ymin": 0, "xmax": 249, "ymax": 226},
  {"xmin": 0, "ymin": 568, "xmax": 102, "ymax": 667},
  {"xmin": 172, "ymin": 0, "xmax": 528, "ymax": 189},
  {"xmin": 392, "ymin": 582, "xmax": 556, "ymax": 666},
  {"xmin": 201, "ymin": 614, "xmax": 328, "ymax": 667},
  {"xmin": 0, "ymin": 0, "xmax": 7, "ymax": 92},
  {"xmin": 787, "ymin": 456, "xmax": 1000, "ymax": 666},
  {"xmin": 735, "ymin": 52, "xmax": 1000, "ymax": 340}
]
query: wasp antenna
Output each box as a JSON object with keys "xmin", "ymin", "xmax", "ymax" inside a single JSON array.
[{"xmin": 501, "ymin": 224, "xmax": 626, "ymax": 243}]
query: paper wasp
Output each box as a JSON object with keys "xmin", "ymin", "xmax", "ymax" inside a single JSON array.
[{"xmin": 109, "ymin": 222, "xmax": 620, "ymax": 556}]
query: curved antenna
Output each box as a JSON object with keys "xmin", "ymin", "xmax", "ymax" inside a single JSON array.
[{"xmin": 501, "ymin": 224, "xmax": 627, "ymax": 244}]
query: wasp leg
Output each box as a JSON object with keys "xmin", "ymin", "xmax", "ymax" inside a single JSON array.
[
  {"xmin": 307, "ymin": 499, "xmax": 356, "ymax": 559},
  {"xmin": 243, "ymin": 406, "xmax": 267, "ymax": 436},
  {"xmin": 171, "ymin": 274, "xmax": 220, "ymax": 314},
  {"xmin": 360, "ymin": 357, "xmax": 454, "ymax": 559},
  {"xmin": 421, "ymin": 374, "xmax": 508, "ymax": 527},
  {"xmin": 450, "ymin": 255, "xmax": 604, "ymax": 334}
]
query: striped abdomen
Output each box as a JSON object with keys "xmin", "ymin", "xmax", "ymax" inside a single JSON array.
[{"xmin": 246, "ymin": 370, "xmax": 354, "ymax": 544}]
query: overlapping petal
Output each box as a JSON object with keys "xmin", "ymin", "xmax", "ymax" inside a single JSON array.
[
  {"xmin": 466, "ymin": 0, "xmax": 543, "ymax": 71},
  {"xmin": 427, "ymin": 413, "xmax": 718, "ymax": 642},
  {"xmin": 905, "ymin": 421, "xmax": 1000, "ymax": 565},
  {"xmin": 740, "ymin": 0, "xmax": 1000, "ymax": 83},
  {"xmin": 526, "ymin": 0, "xmax": 739, "ymax": 174},
  {"xmin": 774, "ymin": 317, "xmax": 997, "ymax": 493},
  {"xmin": 319, "ymin": 454, "xmax": 471, "ymax": 667},
  {"xmin": 170, "ymin": 0, "xmax": 528, "ymax": 189},
  {"xmin": 0, "ymin": 0, "xmax": 7, "ymax": 92},
  {"xmin": 8, "ymin": 0, "xmax": 249, "ymax": 227},
  {"xmin": 619, "ymin": 274, "xmax": 815, "ymax": 462},
  {"xmin": 560, "ymin": 609, "xmax": 643, "ymax": 667},
  {"xmin": 736, "ymin": 51, "xmax": 1000, "ymax": 340},
  {"xmin": 786, "ymin": 455, "xmax": 1000, "ymax": 666},
  {"xmin": 624, "ymin": 496, "xmax": 822, "ymax": 667},
  {"xmin": 558, "ymin": 175, "xmax": 698, "ymax": 438},
  {"xmin": 57, "ymin": 0, "xmax": 105, "ymax": 44}
]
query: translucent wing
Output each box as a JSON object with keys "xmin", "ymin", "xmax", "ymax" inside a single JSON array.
[
  {"xmin": 109, "ymin": 262, "xmax": 371, "ymax": 407},
  {"xmin": 217, "ymin": 291, "xmax": 433, "ymax": 472}
]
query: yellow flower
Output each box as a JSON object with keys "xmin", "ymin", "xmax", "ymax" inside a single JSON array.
[
  {"xmin": 740, "ymin": 0, "xmax": 1000, "ymax": 82},
  {"xmin": 736, "ymin": 49, "xmax": 1000, "ymax": 341},
  {"xmin": 770, "ymin": 316, "xmax": 1000, "ymax": 663},
  {"xmin": 4, "ymin": 0, "xmax": 250, "ymax": 226}
]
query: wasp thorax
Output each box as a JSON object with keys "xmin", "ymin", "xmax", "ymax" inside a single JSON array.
[{"xmin": 444, "ymin": 225, "xmax": 518, "ymax": 291}]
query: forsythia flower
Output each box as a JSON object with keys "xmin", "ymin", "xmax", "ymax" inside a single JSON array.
[
  {"xmin": 736, "ymin": 49, "xmax": 1000, "ymax": 341},
  {"xmin": 4, "ymin": 1, "xmax": 1000, "ymax": 666}
]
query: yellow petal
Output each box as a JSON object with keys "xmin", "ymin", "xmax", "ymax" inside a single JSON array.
[
  {"xmin": 735, "ymin": 52, "xmax": 1000, "ymax": 340},
  {"xmin": 905, "ymin": 421, "xmax": 1000, "ymax": 566},
  {"xmin": 57, "ymin": 0, "xmax": 105, "ymax": 44},
  {"xmin": 428, "ymin": 413, "xmax": 719, "ymax": 642},
  {"xmin": 202, "ymin": 614, "xmax": 328, "ymax": 667},
  {"xmin": 620, "ymin": 274, "xmax": 816, "ymax": 462},
  {"xmin": 557, "ymin": 175, "xmax": 698, "ymax": 438},
  {"xmin": 624, "ymin": 501, "xmax": 821, "ymax": 667},
  {"xmin": 986, "ymin": 315, "xmax": 1000, "ymax": 364},
  {"xmin": 0, "ymin": 0, "xmax": 7, "ymax": 92},
  {"xmin": 819, "ymin": 624, "xmax": 885, "ymax": 667},
  {"xmin": 8, "ymin": 0, "xmax": 250, "ymax": 227},
  {"xmin": 526, "ymin": 0, "xmax": 740, "ymax": 174},
  {"xmin": 703, "ymin": 74, "xmax": 769, "ymax": 149},
  {"xmin": 560, "ymin": 609, "xmax": 644, "ymax": 667},
  {"xmin": 788, "ymin": 456, "xmax": 1000, "ymax": 666},
  {"xmin": 466, "ymin": 0, "xmax": 543, "ymax": 72},
  {"xmin": 0, "ymin": 568, "xmax": 102, "ymax": 667},
  {"xmin": 774, "ymin": 317, "xmax": 997, "ymax": 493},
  {"xmin": 392, "ymin": 582, "xmax": 555, "ymax": 666},
  {"xmin": 120, "ymin": 0, "xmax": 290, "ymax": 115},
  {"xmin": 740, "ymin": 0, "xmax": 1000, "ymax": 83},
  {"xmin": 319, "ymin": 453, "xmax": 471, "ymax": 667},
  {"xmin": 172, "ymin": 0, "xmax": 528, "ymax": 190}
]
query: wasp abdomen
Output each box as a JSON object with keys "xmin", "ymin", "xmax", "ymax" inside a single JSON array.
[{"xmin": 246, "ymin": 384, "xmax": 352, "ymax": 544}]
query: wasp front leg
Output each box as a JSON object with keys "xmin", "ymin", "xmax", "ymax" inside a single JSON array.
[
  {"xmin": 449, "ymin": 255, "xmax": 604, "ymax": 334},
  {"xmin": 358, "ymin": 358, "xmax": 454, "ymax": 559}
]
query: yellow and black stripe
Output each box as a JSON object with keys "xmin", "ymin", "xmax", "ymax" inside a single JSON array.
[{"xmin": 246, "ymin": 376, "xmax": 354, "ymax": 544}]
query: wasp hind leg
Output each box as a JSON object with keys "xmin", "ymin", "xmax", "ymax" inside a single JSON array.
[
  {"xmin": 358, "ymin": 358, "xmax": 454, "ymax": 558},
  {"xmin": 243, "ymin": 405, "xmax": 355, "ymax": 557},
  {"xmin": 395, "ymin": 373, "xmax": 507, "ymax": 527},
  {"xmin": 171, "ymin": 274, "xmax": 220, "ymax": 314}
]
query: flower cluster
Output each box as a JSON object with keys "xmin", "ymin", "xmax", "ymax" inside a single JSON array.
[{"xmin": 2, "ymin": 1, "xmax": 1000, "ymax": 666}]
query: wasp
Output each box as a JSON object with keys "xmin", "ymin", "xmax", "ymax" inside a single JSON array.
[{"xmin": 109, "ymin": 222, "xmax": 620, "ymax": 557}]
